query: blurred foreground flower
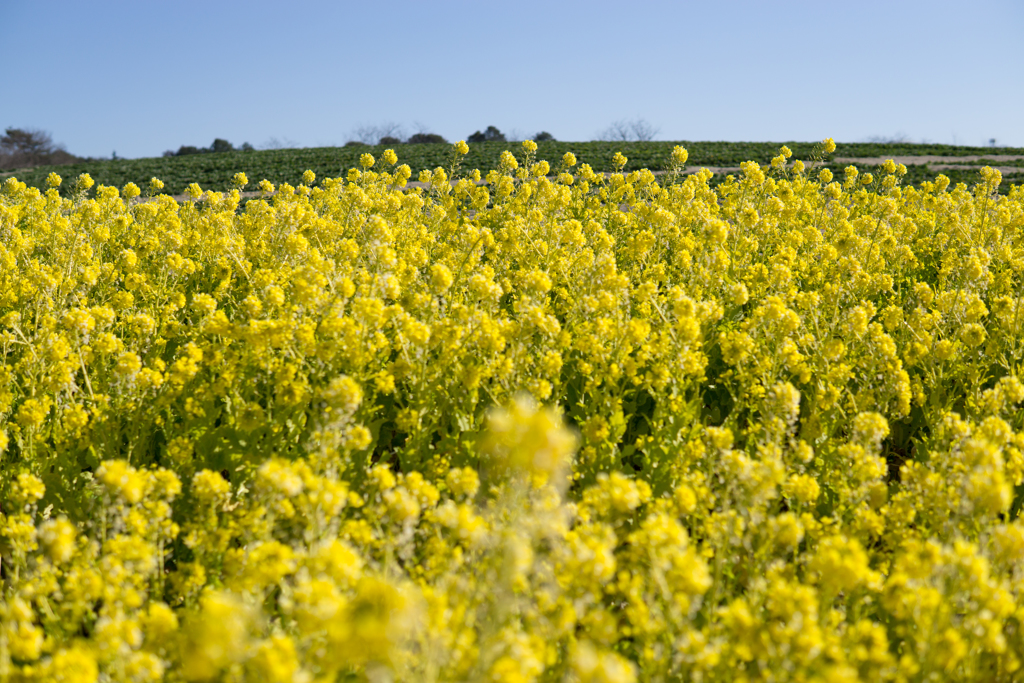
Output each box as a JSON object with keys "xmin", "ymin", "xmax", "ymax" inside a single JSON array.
[{"xmin": 482, "ymin": 395, "xmax": 577, "ymax": 486}]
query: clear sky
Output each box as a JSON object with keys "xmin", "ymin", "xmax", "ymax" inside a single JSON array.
[{"xmin": 2, "ymin": 0, "xmax": 1022, "ymax": 159}]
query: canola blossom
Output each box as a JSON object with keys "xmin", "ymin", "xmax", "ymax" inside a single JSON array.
[{"xmin": 1, "ymin": 140, "xmax": 1024, "ymax": 682}]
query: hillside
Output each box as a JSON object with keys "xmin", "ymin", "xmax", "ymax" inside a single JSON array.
[{"xmin": 4, "ymin": 140, "xmax": 1022, "ymax": 196}]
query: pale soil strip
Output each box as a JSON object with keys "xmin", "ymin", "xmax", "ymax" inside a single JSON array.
[
  {"xmin": 690, "ymin": 159, "xmax": 1024, "ymax": 178},
  {"xmin": 920, "ymin": 164, "xmax": 1022, "ymax": 175},
  {"xmin": 832, "ymin": 155, "xmax": 1024, "ymax": 165}
]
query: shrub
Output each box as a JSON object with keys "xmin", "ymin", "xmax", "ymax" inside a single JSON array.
[
  {"xmin": 468, "ymin": 125, "xmax": 506, "ymax": 143},
  {"xmin": 407, "ymin": 132, "xmax": 447, "ymax": 144}
]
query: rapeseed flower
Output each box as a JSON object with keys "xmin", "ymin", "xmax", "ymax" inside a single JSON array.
[{"xmin": 0, "ymin": 141, "xmax": 1022, "ymax": 682}]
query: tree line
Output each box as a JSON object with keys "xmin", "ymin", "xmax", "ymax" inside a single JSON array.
[{"xmin": 1, "ymin": 118, "xmax": 663, "ymax": 169}]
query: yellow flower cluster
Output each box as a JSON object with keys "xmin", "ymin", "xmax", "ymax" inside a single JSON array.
[{"xmin": 1, "ymin": 139, "xmax": 1024, "ymax": 681}]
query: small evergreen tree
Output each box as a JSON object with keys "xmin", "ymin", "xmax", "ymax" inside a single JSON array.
[{"xmin": 210, "ymin": 138, "xmax": 234, "ymax": 153}]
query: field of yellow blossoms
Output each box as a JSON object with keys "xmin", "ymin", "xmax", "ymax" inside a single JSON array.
[{"xmin": 2, "ymin": 138, "xmax": 1024, "ymax": 682}]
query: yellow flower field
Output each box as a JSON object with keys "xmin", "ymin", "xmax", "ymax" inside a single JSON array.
[{"xmin": 2, "ymin": 138, "xmax": 1024, "ymax": 682}]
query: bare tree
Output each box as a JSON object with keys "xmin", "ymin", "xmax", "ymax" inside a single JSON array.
[
  {"xmin": 866, "ymin": 132, "xmax": 912, "ymax": 144},
  {"xmin": 349, "ymin": 122, "xmax": 405, "ymax": 146},
  {"xmin": 376, "ymin": 121, "xmax": 405, "ymax": 143},
  {"xmin": 348, "ymin": 125, "xmax": 379, "ymax": 146},
  {"xmin": 630, "ymin": 119, "xmax": 660, "ymax": 142},
  {"xmin": 260, "ymin": 136, "xmax": 298, "ymax": 150},
  {"xmin": 598, "ymin": 118, "xmax": 660, "ymax": 142},
  {"xmin": 599, "ymin": 120, "xmax": 632, "ymax": 142}
]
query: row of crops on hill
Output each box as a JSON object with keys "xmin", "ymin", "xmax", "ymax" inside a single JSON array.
[{"xmin": 4, "ymin": 140, "xmax": 1022, "ymax": 197}]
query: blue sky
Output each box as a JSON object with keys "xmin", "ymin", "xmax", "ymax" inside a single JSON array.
[{"xmin": 2, "ymin": 0, "xmax": 1022, "ymax": 159}]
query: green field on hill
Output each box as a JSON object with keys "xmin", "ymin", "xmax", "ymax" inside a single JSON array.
[{"xmin": 3, "ymin": 140, "xmax": 1022, "ymax": 196}]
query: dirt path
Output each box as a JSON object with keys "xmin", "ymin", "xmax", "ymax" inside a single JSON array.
[
  {"xmin": 673, "ymin": 157, "xmax": 1024, "ymax": 178},
  {"xmin": 833, "ymin": 154, "xmax": 1024, "ymax": 165}
]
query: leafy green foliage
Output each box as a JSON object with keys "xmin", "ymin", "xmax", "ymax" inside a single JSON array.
[{"xmin": 4, "ymin": 140, "xmax": 1022, "ymax": 197}]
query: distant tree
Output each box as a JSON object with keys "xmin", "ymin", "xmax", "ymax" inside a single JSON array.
[
  {"xmin": 468, "ymin": 126, "xmax": 505, "ymax": 143},
  {"xmin": 0, "ymin": 127, "xmax": 78, "ymax": 167},
  {"xmin": 240, "ymin": 142, "xmax": 254, "ymax": 152},
  {"xmin": 260, "ymin": 137, "xmax": 298, "ymax": 150},
  {"xmin": 379, "ymin": 135, "xmax": 402, "ymax": 145},
  {"xmin": 164, "ymin": 139, "xmax": 237, "ymax": 155},
  {"xmin": 1, "ymin": 128, "xmax": 55, "ymax": 156},
  {"xmin": 407, "ymin": 132, "xmax": 448, "ymax": 144},
  {"xmin": 866, "ymin": 133, "xmax": 912, "ymax": 144},
  {"xmin": 351, "ymin": 122, "xmax": 404, "ymax": 146},
  {"xmin": 534, "ymin": 131, "xmax": 555, "ymax": 141},
  {"xmin": 344, "ymin": 140, "xmax": 368, "ymax": 147},
  {"xmin": 630, "ymin": 120, "xmax": 659, "ymax": 142},
  {"xmin": 598, "ymin": 119, "xmax": 659, "ymax": 142},
  {"xmin": 599, "ymin": 120, "xmax": 631, "ymax": 142},
  {"xmin": 210, "ymin": 138, "xmax": 234, "ymax": 153}
]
